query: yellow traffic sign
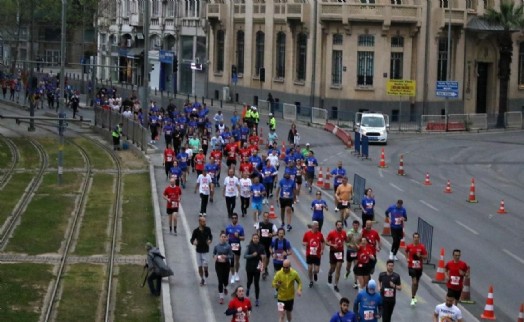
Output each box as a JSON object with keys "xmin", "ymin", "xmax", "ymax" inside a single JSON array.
[{"xmin": 386, "ymin": 79, "xmax": 416, "ymax": 96}]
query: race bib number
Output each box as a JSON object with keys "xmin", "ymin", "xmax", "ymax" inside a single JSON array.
[
  {"xmin": 229, "ymin": 152, "xmax": 235, "ymax": 157},
  {"xmin": 364, "ymin": 310, "xmax": 374, "ymax": 320},
  {"xmin": 201, "ymin": 183, "xmax": 209, "ymax": 193},
  {"xmin": 227, "ymin": 186, "xmax": 235, "ymax": 194},
  {"xmin": 166, "ymin": 156, "xmax": 173, "ymax": 162},
  {"xmin": 450, "ymin": 276, "xmax": 460, "ymax": 285},
  {"xmin": 231, "ymin": 243, "xmax": 240, "ymax": 251},
  {"xmin": 412, "ymin": 260, "xmax": 421, "ymax": 269},
  {"xmin": 384, "ymin": 288, "xmax": 394, "ymax": 297},
  {"xmin": 253, "ymin": 190, "xmax": 260, "ymax": 197},
  {"xmin": 394, "ymin": 217, "xmax": 403, "ymax": 225},
  {"xmin": 283, "ymin": 192, "xmax": 290, "ymax": 198},
  {"xmin": 309, "ymin": 246, "xmax": 317, "ymax": 254},
  {"xmin": 276, "ymin": 251, "xmax": 283, "ymax": 259},
  {"xmin": 261, "ymin": 229, "xmax": 269, "ymax": 237},
  {"xmin": 234, "ymin": 312, "xmax": 246, "ymax": 322},
  {"xmin": 170, "ymin": 201, "xmax": 178, "ymax": 208},
  {"xmin": 315, "ymin": 204, "xmax": 323, "ymax": 210},
  {"xmin": 341, "ymin": 200, "xmax": 348, "ymax": 206},
  {"xmin": 334, "ymin": 252, "xmax": 343, "ymax": 260},
  {"xmin": 350, "ymin": 251, "xmax": 358, "ymax": 258}
]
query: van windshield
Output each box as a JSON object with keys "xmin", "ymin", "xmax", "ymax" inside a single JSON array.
[{"xmin": 361, "ymin": 117, "xmax": 385, "ymax": 127}]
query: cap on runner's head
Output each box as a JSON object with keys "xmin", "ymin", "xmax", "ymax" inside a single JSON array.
[
  {"xmin": 367, "ymin": 279, "xmax": 377, "ymax": 290},
  {"xmin": 269, "ymin": 113, "xmax": 273, "ymax": 116},
  {"xmin": 306, "ymin": 143, "xmax": 310, "ymax": 146}
]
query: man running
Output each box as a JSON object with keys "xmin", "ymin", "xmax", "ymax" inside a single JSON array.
[
  {"xmin": 223, "ymin": 168, "xmax": 241, "ymax": 218},
  {"xmin": 326, "ymin": 220, "xmax": 347, "ymax": 292},
  {"xmin": 302, "ymin": 221, "xmax": 325, "ymax": 288},
  {"xmin": 256, "ymin": 212, "xmax": 278, "ymax": 280},
  {"xmin": 329, "ymin": 297, "xmax": 357, "ymax": 322},
  {"xmin": 335, "ymin": 176, "xmax": 353, "ymax": 227},
  {"xmin": 405, "ymin": 232, "xmax": 427, "ymax": 306},
  {"xmin": 311, "ymin": 191, "xmax": 328, "ymax": 232},
  {"xmin": 445, "ymin": 249, "xmax": 470, "ymax": 305},
  {"xmin": 226, "ymin": 213, "xmax": 245, "ymax": 284},
  {"xmin": 330, "ymin": 161, "xmax": 347, "ymax": 212},
  {"xmin": 345, "ymin": 220, "xmax": 362, "ymax": 289},
  {"xmin": 162, "ymin": 177, "xmax": 182, "ymax": 235},
  {"xmin": 433, "ymin": 293, "xmax": 463, "ymax": 322},
  {"xmin": 353, "ymin": 280, "xmax": 383, "ymax": 322},
  {"xmin": 272, "ymin": 259, "xmax": 302, "ymax": 322},
  {"xmin": 195, "ymin": 168, "xmax": 213, "ymax": 216},
  {"xmin": 378, "ymin": 260, "xmax": 401, "ymax": 322},
  {"xmin": 385, "ymin": 199, "xmax": 407, "ymax": 261},
  {"xmin": 270, "ymin": 228, "xmax": 292, "ymax": 273},
  {"xmin": 275, "ymin": 172, "xmax": 296, "ymax": 232},
  {"xmin": 190, "ymin": 217, "xmax": 213, "ymax": 285}
]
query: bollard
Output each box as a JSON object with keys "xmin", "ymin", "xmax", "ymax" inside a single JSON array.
[
  {"xmin": 211, "ymin": 98, "xmax": 214, "ymax": 107},
  {"xmin": 194, "ymin": 95, "xmax": 197, "ymax": 102},
  {"xmin": 202, "ymin": 96, "xmax": 205, "ymax": 104},
  {"xmin": 187, "ymin": 94, "xmax": 190, "ymax": 101},
  {"xmin": 220, "ymin": 100, "xmax": 223, "ymax": 109},
  {"xmin": 155, "ymin": 88, "xmax": 157, "ymax": 95}
]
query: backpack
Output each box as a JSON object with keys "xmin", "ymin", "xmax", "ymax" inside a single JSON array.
[{"xmin": 151, "ymin": 254, "xmax": 174, "ymax": 277}]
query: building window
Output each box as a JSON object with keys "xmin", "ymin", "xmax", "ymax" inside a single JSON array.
[
  {"xmin": 333, "ymin": 34, "xmax": 343, "ymax": 45},
  {"xmin": 360, "ymin": 0, "xmax": 376, "ymax": 3},
  {"xmin": 437, "ymin": 38, "xmax": 450, "ymax": 81},
  {"xmin": 166, "ymin": 1, "xmax": 175, "ymax": 17},
  {"xmin": 185, "ymin": 0, "xmax": 200, "ymax": 17},
  {"xmin": 276, "ymin": 32, "xmax": 286, "ymax": 78},
  {"xmin": 518, "ymin": 43, "xmax": 524, "ymax": 86},
  {"xmin": 358, "ymin": 34, "xmax": 375, "ymax": 47},
  {"xmin": 332, "ymin": 50, "xmax": 343, "ymax": 86},
  {"xmin": 216, "ymin": 30, "xmax": 225, "ymax": 72},
  {"xmin": 255, "ymin": 31, "xmax": 265, "ymax": 76},
  {"xmin": 236, "ymin": 30, "xmax": 244, "ymax": 74},
  {"xmin": 390, "ymin": 52, "xmax": 403, "ymax": 79},
  {"xmin": 391, "ymin": 0, "xmax": 402, "ymax": 4},
  {"xmin": 296, "ymin": 32, "xmax": 307, "ymax": 81},
  {"xmin": 440, "ymin": 0, "xmax": 449, "ymax": 8},
  {"xmin": 357, "ymin": 51, "xmax": 374, "ymax": 86},
  {"xmin": 152, "ymin": 0, "xmax": 159, "ymax": 16},
  {"xmin": 391, "ymin": 36, "xmax": 404, "ymax": 48}
]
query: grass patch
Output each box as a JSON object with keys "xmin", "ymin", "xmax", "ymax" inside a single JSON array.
[
  {"xmin": 73, "ymin": 137, "xmax": 114, "ymax": 169},
  {"xmin": 0, "ymin": 137, "xmax": 12, "ymax": 168},
  {"xmin": 120, "ymin": 173, "xmax": 155, "ymax": 255},
  {"xmin": 118, "ymin": 150, "xmax": 148, "ymax": 170},
  {"xmin": 0, "ymin": 263, "xmax": 53, "ymax": 322},
  {"xmin": 54, "ymin": 264, "xmax": 104, "ymax": 321},
  {"xmin": 12, "ymin": 138, "xmax": 40, "ymax": 169},
  {"xmin": 37, "ymin": 137, "xmax": 85, "ymax": 169},
  {"xmin": 6, "ymin": 173, "xmax": 81, "ymax": 254},
  {"xmin": 75, "ymin": 174, "xmax": 115, "ymax": 255},
  {"xmin": 0, "ymin": 173, "xmax": 33, "ymax": 225},
  {"xmin": 114, "ymin": 265, "xmax": 161, "ymax": 322}
]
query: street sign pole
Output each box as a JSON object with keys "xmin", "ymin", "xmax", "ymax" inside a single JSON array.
[{"xmin": 398, "ymin": 94, "xmax": 402, "ymax": 131}]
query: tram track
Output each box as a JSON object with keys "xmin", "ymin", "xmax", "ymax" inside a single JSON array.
[{"xmin": 0, "ymin": 135, "xmax": 19, "ymax": 190}]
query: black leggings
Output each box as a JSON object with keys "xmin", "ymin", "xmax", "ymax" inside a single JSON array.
[
  {"xmin": 240, "ymin": 196, "xmax": 250, "ymax": 216},
  {"xmin": 264, "ymin": 182, "xmax": 274, "ymax": 197},
  {"xmin": 381, "ymin": 300, "xmax": 396, "ymax": 322},
  {"xmin": 391, "ymin": 228, "xmax": 403, "ymax": 255},
  {"xmin": 200, "ymin": 193, "xmax": 209, "ymax": 214},
  {"xmin": 246, "ymin": 270, "xmax": 261, "ymax": 299},
  {"xmin": 215, "ymin": 261, "xmax": 230, "ymax": 293},
  {"xmin": 226, "ymin": 196, "xmax": 236, "ymax": 217}
]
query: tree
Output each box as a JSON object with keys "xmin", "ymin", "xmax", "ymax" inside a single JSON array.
[{"xmin": 484, "ymin": 0, "xmax": 524, "ymax": 128}]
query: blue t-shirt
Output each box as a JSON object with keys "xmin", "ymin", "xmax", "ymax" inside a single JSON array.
[
  {"xmin": 284, "ymin": 167, "xmax": 296, "ymax": 182},
  {"xmin": 163, "ymin": 124, "xmax": 174, "ymax": 136},
  {"xmin": 271, "ymin": 238, "xmax": 291, "ymax": 264},
  {"xmin": 361, "ymin": 197, "xmax": 376, "ymax": 216},
  {"xmin": 225, "ymin": 224, "xmax": 245, "ymax": 245},
  {"xmin": 240, "ymin": 127, "xmax": 250, "ymax": 140},
  {"xmin": 177, "ymin": 152, "xmax": 189, "ymax": 168},
  {"xmin": 385, "ymin": 205, "xmax": 407, "ymax": 230},
  {"xmin": 305, "ymin": 156, "xmax": 318, "ymax": 173},
  {"xmin": 249, "ymin": 155, "xmax": 263, "ymax": 170},
  {"xmin": 232, "ymin": 128, "xmax": 241, "ymax": 141},
  {"xmin": 331, "ymin": 167, "xmax": 347, "ymax": 187},
  {"xmin": 221, "ymin": 131, "xmax": 232, "ymax": 142},
  {"xmin": 231, "ymin": 115, "xmax": 240, "ymax": 127},
  {"xmin": 311, "ymin": 199, "xmax": 327, "ymax": 221},
  {"xmin": 262, "ymin": 166, "xmax": 277, "ymax": 184},
  {"xmin": 284, "ymin": 154, "xmax": 296, "ymax": 165},
  {"xmin": 205, "ymin": 163, "xmax": 219, "ymax": 182},
  {"xmin": 353, "ymin": 291, "xmax": 383, "ymax": 322},
  {"xmin": 250, "ymin": 183, "xmax": 265, "ymax": 202},
  {"xmin": 169, "ymin": 166, "xmax": 182, "ymax": 179},
  {"xmin": 329, "ymin": 311, "xmax": 357, "ymax": 322},
  {"xmin": 278, "ymin": 178, "xmax": 295, "ymax": 199}
]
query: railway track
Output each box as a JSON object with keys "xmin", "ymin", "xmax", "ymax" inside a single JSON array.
[{"xmin": 0, "ymin": 135, "xmax": 19, "ymax": 190}]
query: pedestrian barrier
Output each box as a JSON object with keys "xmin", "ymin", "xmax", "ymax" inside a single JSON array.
[
  {"xmin": 257, "ymin": 99, "xmax": 271, "ymax": 116},
  {"xmin": 397, "ymin": 154, "xmax": 405, "ymax": 176},
  {"xmin": 467, "ymin": 113, "xmax": 488, "ymax": 131},
  {"xmin": 422, "ymin": 115, "xmax": 447, "ymax": 132},
  {"xmin": 432, "ymin": 248, "xmax": 446, "ymax": 283},
  {"xmin": 381, "ymin": 217, "xmax": 391, "ymax": 236},
  {"xmin": 467, "ymin": 178, "xmax": 478, "ymax": 203},
  {"xmin": 444, "ymin": 180, "xmax": 452, "ymax": 193},
  {"xmin": 417, "ymin": 218, "xmax": 435, "ymax": 267},
  {"xmin": 352, "ymin": 174, "xmax": 366, "ymax": 209},
  {"xmin": 324, "ymin": 122, "xmax": 336, "ymax": 134},
  {"xmin": 497, "ymin": 199, "xmax": 507, "ymax": 214},
  {"xmin": 353, "ymin": 131, "xmax": 361, "ymax": 156},
  {"xmin": 335, "ymin": 127, "xmax": 353, "ymax": 148},
  {"xmin": 480, "ymin": 285, "xmax": 496, "ymax": 320},
  {"xmin": 311, "ymin": 107, "xmax": 328, "ymax": 125},
  {"xmin": 460, "ymin": 274, "xmax": 475, "ymax": 304},
  {"xmin": 378, "ymin": 147, "xmax": 387, "ymax": 168},
  {"xmin": 424, "ymin": 172, "xmax": 432, "ymax": 185},
  {"xmin": 505, "ymin": 111, "xmax": 523, "ymax": 129},
  {"xmin": 282, "ymin": 103, "xmax": 297, "ymax": 121}
]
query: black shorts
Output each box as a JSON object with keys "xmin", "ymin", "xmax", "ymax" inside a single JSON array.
[
  {"xmin": 306, "ymin": 255, "xmax": 321, "ymax": 266},
  {"xmin": 226, "ymin": 159, "xmax": 237, "ymax": 167},
  {"xmin": 346, "ymin": 249, "xmax": 358, "ymax": 262},
  {"xmin": 295, "ymin": 176, "xmax": 303, "ymax": 184},
  {"xmin": 408, "ymin": 268, "xmax": 423, "ymax": 280},
  {"xmin": 273, "ymin": 262, "xmax": 283, "ymax": 272},
  {"xmin": 166, "ymin": 208, "xmax": 179, "ymax": 214},
  {"xmin": 337, "ymin": 202, "xmax": 350, "ymax": 210},
  {"xmin": 305, "ymin": 172, "xmax": 314, "ymax": 181},
  {"xmin": 329, "ymin": 250, "xmax": 344, "ymax": 264},
  {"xmin": 447, "ymin": 288, "xmax": 462, "ymax": 301},
  {"xmin": 353, "ymin": 262, "xmax": 371, "ymax": 276},
  {"xmin": 279, "ymin": 198, "xmax": 293, "ymax": 209},
  {"xmin": 279, "ymin": 299, "xmax": 294, "ymax": 312}
]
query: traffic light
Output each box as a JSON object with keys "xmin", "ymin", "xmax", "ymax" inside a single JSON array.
[
  {"xmin": 259, "ymin": 67, "xmax": 265, "ymax": 82},
  {"xmin": 232, "ymin": 64, "xmax": 237, "ymax": 76},
  {"xmin": 173, "ymin": 57, "xmax": 178, "ymax": 73}
]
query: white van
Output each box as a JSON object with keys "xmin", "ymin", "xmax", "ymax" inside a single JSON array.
[{"xmin": 354, "ymin": 112, "xmax": 389, "ymax": 144}]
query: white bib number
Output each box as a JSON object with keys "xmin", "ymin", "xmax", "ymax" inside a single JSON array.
[
  {"xmin": 364, "ymin": 310, "xmax": 374, "ymax": 320},
  {"xmin": 394, "ymin": 217, "xmax": 403, "ymax": 225},
  {"xmin": 309, "ymin": 246, "xmax": 317, "ymax": 254},
  {"xmin": 231, "ymin": 243, "xmax": 240, "ymax": 251},
  {"xmin": 450, "ymin": 275, "xmax": 460, "ymax": 285},
  {"xmin": 384, "ymin": 288, "xmax": 394, "ymax": 297},
  {"xmin": 412, "ymin": 260, "xmax": 421, "ymax": 269},
  {"xmin": 167, "ymin": 156, "xmax": 173, "ymax": 162},
  {"xmin": 261, "ymin": 229, "xmax": 269, "ymax": 237},
  {"xmin": 341, "ymin": 200, "xmax": 348, "ymax": 206},
  {"xmin": 170, "ymin": 201, "xmax": 178, "ymax": 208},
  {"xmin": 334, "ymin": 252, "xmax": 343, "ymax": 260}
]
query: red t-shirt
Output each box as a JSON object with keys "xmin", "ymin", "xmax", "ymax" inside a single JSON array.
[
  {"xmin": 210, "ymin": 150, "xmax": 222, "ymax": 165},
  {"xmin": 164, "ymin": 148, "xmax": 175, "ymax": 163},
  {"xmin": 227, "ymin": 297, "xmax": 252, "ymax": 322},
  {"xmin": 249, "ymin": 135, "xmax": 259, "ymax": 146},
  {"xmin": 326, "ymin": 229, "xmax": 347, "ymax": 252},
  {"xmin": 356, "ymin": 244, "xmax": 374, "ymax": 266},
  {"xmin": 194, "ymin": 153, "xmax": 206, "ymax": 171},
  {"xmin": 163, "ymin": 185, "xmax": 182, "ymax": 209},
  {"xmin": 405, "ymin": 243, "xmax": 427, "ymax": 269},
  {"xmin": 240, "ymin": 148, "xmax": 251, "ymax": 159},
  {"xmin": 445, "ymin": 260, "xmax": 469, "ymax": 290},
  {"xmin": 302, "ymin": 230, "xmax": 325, "ymax": 257},
  {"xmin": 362, "ymin": 229, "xmax": 380, "ymax": 255},
  {"xmin": 239, "ymin": 162, "xmax": 254, "ymax": 175},
  {"xmin": 225, "ymin": 143, "xmax": 238, "ymax": 160}
]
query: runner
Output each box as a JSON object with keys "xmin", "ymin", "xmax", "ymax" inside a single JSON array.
[
  {"xmin": 345, "ymin": 220, "xmax": 362, "ymax": 289},
  {"xmin": 444, "ymin": 249, "xmax": 470, "ymax": 305},
  {"xmin": 194, "ymin": 148, "xmax": 206, "ymax": 176},
  {"xmin": 225, "ymin": 286, "xmax": 252, "ymax": 322},
  {"xmin": 310, "ymin": 191, "xmax": 328, "ymax": 232},
  {"xmin": 239, "ymin": 171, "xmax": 252, "ymax": 218},
  {"xmin": 329, "ymin": 297, "xmax": 357, "ymax": 322},
  {"xmin": 330, "ymin": 161, "xmax": 347, "ymax": 212},
  {"xmin": 361, "ymin": 220, "xmax": 381, "ymax": 274},
  {"xmin": 275, "ymin": 172, "xmax": 296, "ymax": 232},
  {"xmin": 177, "ymin": 144, "xmax": 190, "ymax": 188},
  {"xmin": 385, "ymin": 199, "xmax": 407, "ymax": 261},
  {"xmin": 168, "ymin": 160, "xmax": 183, "ymax": 187},
  {"xmin": 361, "ymin": 188, "xmax": 376, "ymax": 225},
  {"xmin": 250, "ymin": 176, "xmax": 266, "ymax": 226},
  {"xmin": 433, "ymin": 293, "xmax": 463, "ymax": 322},
  {"xmin": 225, "ymin": 137, "xmax": 239, "ymax": 169},
  {"xmin": 304, "ymin": 151, "xmax": 318, "ymax": 194},
  {"xmin": 405, "ymin": 232, "xmax": 428, "ymax": 306},
  {"xmin": 261, "ymin": 159, "xmax": 278, "ymax": 199},
  {"xmin": 255, "ymin": 212, "xmax": 278, "ymax": 280},
  {"xmin": 163, "ymin": 143, "xmax": 176, "ymax": 180},
  {"xmin": 226, "ymin": 213, "xmax": 245, "ymax": 285},
  {"xmin": 335, "ymin": 176, "xmax": 353, "ymax": 227},
  {"xmin": 270, "ymin": 228, "xmax": 292, "ymax": 273},
  {"xmin": 223, "ymin": 168, "xmax": 241, "ymax": 218},
  {"xmin": 195, "ymin": 168, "xmax": 213, "ymax": 216},
  {"xmin": 213, "ymin": 231, "xmax": 234, "ymax": 304},
  {"xmin": 205, "ymin": 156, "xmax": 219, "ymax": 202},
  {"xmin": 244, "ymin": 233, "xmax": 266, "ymax": 306},
  {"xmin": 378, "ymin": 260, "xmax": 401, "ymax": 322},
  {"xmin": 353, "ymin": 237, "xmax": 374, "ymax": 290},
  {"xmin": 272, "ymin": 259, "xmax": 302, "ymax": 322},
  {"xmin": 302, "ymin": 221, "xmax": 325, "ymax": 288},
  {"xmin": 162, "ymin": 177, "xmax": 182, "ymax": 235},
  {"xmin": 190, "ymin": 217, "xmax": 213, "ymax": 286},
  {"xmin": 353, "ymin": 280, "xmax": 383, "ymax": 322},
  {"xmin": 326, "ymin": 220, "xmax": 347, "ymax": 292},
  {"xmin": 210, "ymin": 144, "xmax": 223, "ymax": 187}
]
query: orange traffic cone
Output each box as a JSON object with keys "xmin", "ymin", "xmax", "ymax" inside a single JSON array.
[
  {"xmin": 399, "ymin": 227, "xmax": 406, "ymax": 249},
  {"xmin": 467, "ymin": 178, "xmax": 478, "ymax": 203},
  {"xmin": 381, "ymin": 216, "xmax": 391, "ymax": 236},
  {"xmin": 316, "ymin": 167, "xmax": 324, "ymax": 187},
  {"xmin": 378, "ymin": 148, "xmax": 387, "ymax": 168},
  {"xmin": 280, "ymin": 141, "xmax": 286, "ymax": 160},
  {"xmin": 424, "ymin": 172, "xmax": 432, "ymax": 185},
  {"xmin": 460, "ymin": 274, "xmax": 475, "ymax": 304},
  {"xmin": 444, "ymin": 180, "xmax": 453, "ymax": 193},
  {"xmin": 497, "ymin": 199, "xmax": 507, "ymax": 214},
  {"xmin": 480, "ymin": 285, "xmax": 496, "ymax": 320},
  {"xmin": 268, "ymin": 203, "xmax": 277, "ymax": 219},
  {"xmin": 323, "ymin": 167, "xmax": 331, "ymax": 190},
  {"xmin": 517, "ymin": 303, "xmax": 524, "ymax": 322},
  {"xmin": 397, "ymin": 154, "xmax": 405, "ymax": 176},
  {"xmin": 432, "ymin": 248, "xmax": 446, "ymax": 284}
]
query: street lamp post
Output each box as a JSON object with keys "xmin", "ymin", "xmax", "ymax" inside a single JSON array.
[{"xmin": 58, "ymin": 0, "xmax": 67, "ymax": 184}]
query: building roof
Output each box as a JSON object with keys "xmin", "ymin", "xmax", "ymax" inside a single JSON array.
[{"xmin": 466, "ymin": 16, "xmax": 506, "ymax": 32}]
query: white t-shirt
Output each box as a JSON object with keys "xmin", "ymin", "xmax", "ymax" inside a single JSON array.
[
  {"xmin": 223, "ymin": 176, "xmax": 240, "ymax": 197},
  {"xmin": 196, "ymin": 174, "xmax": 213, "ymax": 195},
  {"xmin": 185, "ymin": 148, "xmax": 193, "ymax": 159},
  {"xmin": 239, "ymin": 178, "xmax": 253, "ymax": 198},
  {"xmin": 434, "ymin": 303, "xmax": 462, "ymax": 322},
  {"xmin": 267, "ymin": 154, "xmax": 279, "ymax": 168}
]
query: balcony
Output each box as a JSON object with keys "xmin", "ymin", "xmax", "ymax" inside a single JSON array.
[
  {"xmin": 253, "ymin": 3, "xmax": 267, "ymax": 22},
  {"xmin": 207, "ymin": 3, "xmax": 227, "ymax": 22},
  {"xmin": 274, "ymin": 2, "xmax": 310, "ymax": 25},
  {"xmin": 435, "ymin": 8, "xmax": 468, "ymax": 29},
  {"xmin": 129, "ymin": 13, "xmax": 143, "ymax": 26},
  {"xmin": 233, "ymin": 3, "xmax": 246, "ymax": 21},
  {"xmin": 319, "ymin": 2, "xmax": 422, "ymax": 28}
]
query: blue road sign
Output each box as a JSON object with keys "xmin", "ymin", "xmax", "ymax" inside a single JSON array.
[{"xmin": 436, "ymin": 81, "xmax": 459, "ymax": 98}]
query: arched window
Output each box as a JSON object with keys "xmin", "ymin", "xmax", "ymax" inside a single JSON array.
[
  {"xmin": 276, "ymin": 32, "xmax": 286, "ymax": 79},
  {"xmin": 255, "ymin": 31, "xmax": 265, "ymax": 76},
  {"xmin": 296, "ymin": 33, "xmax": 307, "ymax": 81},
  {"xmin": 216, "ymin": 30, "xmax": 225, "ymax": 72},
  {"xmin": 236, "ymin": 30, "xmax": 245, "ymax": 74}
]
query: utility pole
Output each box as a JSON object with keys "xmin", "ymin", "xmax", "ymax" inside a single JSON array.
[
  {"xmin": 58, "ymin": 0, "xmax": 67, "ymax": 184},
  {"xmin": 445, "ymin": 2, "xmax": 451, "ymax": 118},
  {"xmin": 141, "ymin": 0, "xmax": 150, "ymax": 124},
  {"xmin": 28, "ymin": 0, "xmax": 35, "ymax": 132}
]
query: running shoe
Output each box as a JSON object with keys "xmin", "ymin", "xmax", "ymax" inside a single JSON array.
[
  {"xmin": 334, "ymin": 207, "xmax": 339, "ymax": 212},
  {"xmin": 230, "ymin": 276, "xmax": 235, "ymax": 284},
  {"xmin": 287, "ymin": 224, "xmax": 292, "ymax": 232},
  {"xmin": 353, "ymin": 283, "xmax": 358, "ymax": 289},
  {"xmin": 334, "ymin": 285, "xmax": 340, "ymax": 292},
  {"xmin": 255, "ymin": 299, "xmax": 259, "ymax": 307},
  {"xmin": 314, "ymin": 273, "xmax": 318, "ymax": 282},
  {"xmin": 205, "ymin": 270, "xmax": 209, "ymax": 278},
  {"xmin": 246, "ymin": 288, "xmax": 250, "ymax": 297},
  {"xmin": 328, "ymin": 274, "xmax": 332, "ymax": 284},
  {"xmin": 200, "ymin": 278, "xmax": 205, "ymax": 286},
  {"xmin": 344, "ymin": 271, "xmax": 350, "ymax": 279},
  {"xmin": 410, "ymin": 298, "xmax": 416, "ymax": 306},
  {"xmin": 235, "ymin": 274, "xmax": 240, "ymax": 282},
  {"xmin": 224, "ymin": 288, "xmax": 228, "ymax": 295},
  {"xmin": 309, "ymin": 281, "xmax": 314, "ymax": 288}
]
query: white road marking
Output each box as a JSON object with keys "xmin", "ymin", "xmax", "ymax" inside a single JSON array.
[
  {"xmin": 378, "ymin": 169, "xmax": 384, "ymax": 178},
  {"xmin": 419, "ymin": 200, "xmax": 439, "ymax": 211},
  {"xmin": 410, "ymin": 179, "xmax": 420, "ymax": 185},
  {"xmin": 389, "ymin": 183, "xmax": 404, "ymax": 192},
  {"xmin": 502, "ymin": 249, "xmax": 524, "ymax": 265},
  {"xmin": 455, "ymin": 220, "xmax": 479, "ymax": 235}
]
